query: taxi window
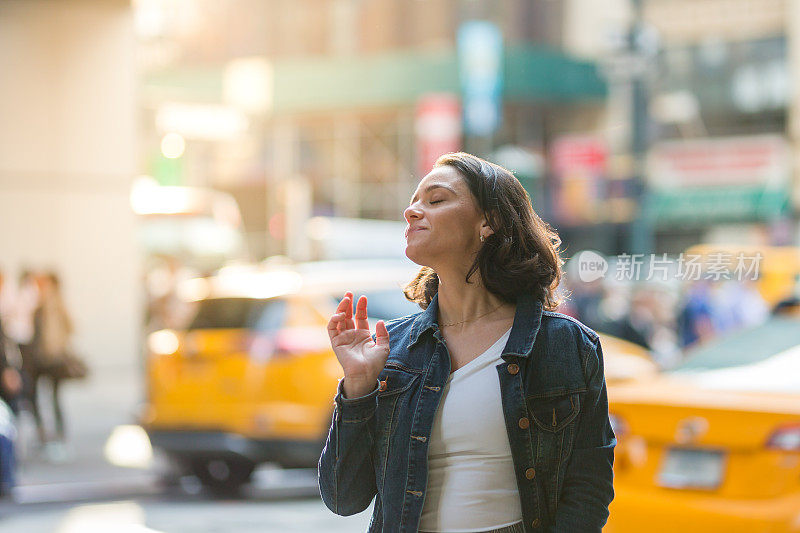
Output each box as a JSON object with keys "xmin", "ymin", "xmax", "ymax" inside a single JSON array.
[
  {"xmin": 334, "ymin": 289, "xmax": 420, "ymax": 321},
  {"xmin": 188, "ymin": 298, "xmax": 286, "ymax": 330},
  {"xmin": 252, "ymin": 299, "xmax": 288, "ymax": 333},
  {"xmin": 672, "ymin": 317, "xmax": 800, "ymax": 372}
]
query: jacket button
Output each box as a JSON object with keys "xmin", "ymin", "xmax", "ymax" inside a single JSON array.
[
  {"xmin": 518, "ymin": 417, "xmax": 530, "ymax": 429},
  {"xmin": 378, "ymin": 380, "xmax": 387, "ymax": 392},
  {"xmin": 525, "ymin": 467, "xmax": 536, "ymax": 480},
  {"xmin": 507, "ymin": 363, "xmax": 519, "ymax": 375},
  {"xmin": 531, "ymin": 518, "xmax": 541, "ymax": 528}
]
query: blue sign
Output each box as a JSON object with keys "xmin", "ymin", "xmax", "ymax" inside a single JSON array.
[{"xmin": 457, "ymin": 21, "xmax": 504, "ymax": 136}]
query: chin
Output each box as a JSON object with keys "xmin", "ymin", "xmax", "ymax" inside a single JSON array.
[{"xmin": 404, "ymin": 245, "xmax": 430, "ymax": 267}]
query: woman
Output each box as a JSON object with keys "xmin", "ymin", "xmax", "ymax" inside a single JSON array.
[
  {"xmin": 31, "ymin": 272, "xmax": 73, "ymax": 453},
  {"xmin": 319, "ymin": 153, "xmax": 615, "ymax": 533}
]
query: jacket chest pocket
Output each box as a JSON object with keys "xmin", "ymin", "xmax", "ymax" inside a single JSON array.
[
  {"xmin": 373, "ymin": 365, "xmax": 420, "ymax": 490},
  {"xmin": 526, "ymin": 391, "xmax": 582, "ymax": 470}
]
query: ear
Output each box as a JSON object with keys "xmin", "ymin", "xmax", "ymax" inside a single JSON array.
[{"xmin": 480, "ymin": 218, "xmax": 494, "ymax": 239}]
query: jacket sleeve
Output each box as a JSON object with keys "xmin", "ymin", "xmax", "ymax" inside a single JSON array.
[
  {"xmin": 550, "ymin": 335, "xmax": 616, "ymax": 532},
  {"xmin": 318, "ymin": 377, "xmax": 380, "ymax": 516}
]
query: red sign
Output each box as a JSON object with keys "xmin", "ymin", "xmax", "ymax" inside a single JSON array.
[
  {"xmin": 549, "ymin": 135, "xmax": 608, "ymax": 225},
  {"xmin": 415, "ymin": 94, "xmax": 462, "ymax": 178},
  {"xmin": 551, "ymin": 135, "xmax": 607, "ymax": 174},
  {"xmin": 647, "ymin": 135, "xmax": 790, "ymax": 189}
]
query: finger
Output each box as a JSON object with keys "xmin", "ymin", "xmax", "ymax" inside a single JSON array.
[
  {"xmin": 336, "ymin": 294, "xmax": 353, "ymax": 331},
  {"xmin": 343, "ymin": 292, "xmax": 354, "ymax": 317},
  {"xmin": 336, "ymin": 294, "xmax": 351, "ymax": 316},
  {"xmin": 344, "ymin": 303, "xmax": 355, "ymax": 330},
  {"xmin": 326, "ymin": 312, "xmax": 345, "ymax": 341},
  {"xmin": 354, "ymin": 295, "xmax": 369, "ymax": 330},
  {"xmin": 343, "ymin": 291, "xmax": 355, "ymax": 329},
  {"xmin": 374, "ymin": 320, "xmax": 390, "ymax": 347}
]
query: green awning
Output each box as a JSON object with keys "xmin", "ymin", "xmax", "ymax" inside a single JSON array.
[
  {"xmin": 143, "ymin": 45, "xmax": 606, "ymax": 114},
  {"xmin": 648, "ymin": 186, "xmax": 791, "ymax": 226},
  {"xmin": 274, "ymin": 45, "xmax": 606, "ymax": 112}
]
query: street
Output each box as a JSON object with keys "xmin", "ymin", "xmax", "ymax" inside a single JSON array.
[
  {"xmin": 0, "ymin": 365, "xmax": 372, "ymax": 532},
  {"xmin": 0, "ymin": 494, "xmax": 372, "ymax": 532}
]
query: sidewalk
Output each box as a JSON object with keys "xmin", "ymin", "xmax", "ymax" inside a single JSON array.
[{"xmin": 15, "ymin": 362, "xmax": 151, "ymax": 488}]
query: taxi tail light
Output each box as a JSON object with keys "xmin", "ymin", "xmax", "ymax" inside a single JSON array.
[
  {"xmin": 608, "ymin": 412, "xmax": 628, "ymax": 438},
  {"xmin": 766, "ymin": 424, "xmax": 800, "ymax": 451}
]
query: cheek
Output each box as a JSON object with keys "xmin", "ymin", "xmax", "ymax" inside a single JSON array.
[{"xmin": 432, "ymin": 207, "xmax": 477, "ymax": 242}]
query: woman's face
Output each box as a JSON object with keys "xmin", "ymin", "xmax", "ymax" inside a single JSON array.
[{"xmin": 403, "ymin": 165, "xmax": 490, "ymax": 269}]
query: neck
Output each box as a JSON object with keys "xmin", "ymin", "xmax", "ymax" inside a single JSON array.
[{"xmin": 434, "ymin": 262, "xmax": 513, "ymax": 331}]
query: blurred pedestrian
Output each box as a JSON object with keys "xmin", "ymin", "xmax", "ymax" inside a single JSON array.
[
  {"xmin": 0, "ymin": 271, "xmax": 23, "ymax": 416},
  {"xmin": 0, "ymin": 397, "xmax": 16, "ymax": 497},
  {"xmin": 677, "ymin": 280, "xmax": 716, "ymax": 349},
  {"xmin": 5, "ymin": 271, "xmax": 39, "ymax": 433},
  {"xmin": 30, "ymin": 272, "xmax": 77, "ymax": 460},
  {"xmin": 319, "ymin": 153, "xmax": 615, "ymax": 531},
  {"xmin": 713, "ymin": 279, "xmax": 768, "ymax": 333},
  {"xmin": 144, "ymin": 255, "xmax": 196, "ymax": 333}
]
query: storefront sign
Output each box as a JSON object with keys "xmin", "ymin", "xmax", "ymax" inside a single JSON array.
[
  {"xmin": 415, "ymin": 93, "xmax": 462, "ymax": 177},
  {"xmin": 457, "ymin": 21, "xmax": 503, "ymax": 137},
  {"xmin": 549, "ymin": 135, "xmax": 608, "ymax": 225}
]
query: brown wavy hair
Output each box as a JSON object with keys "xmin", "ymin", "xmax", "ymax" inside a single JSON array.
[{"xmin": 403, "ymin": 152, "xmax": 563, "ymax": 311}]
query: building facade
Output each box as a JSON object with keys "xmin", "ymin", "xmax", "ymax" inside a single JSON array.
[{"xmin": 138, "ymin": 0, "xmax": 608, "ymax": 260}]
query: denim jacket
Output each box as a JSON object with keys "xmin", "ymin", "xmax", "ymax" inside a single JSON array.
[{"xmin": 318, "ymin": 291, "xmax": 615, "ymax": 532}]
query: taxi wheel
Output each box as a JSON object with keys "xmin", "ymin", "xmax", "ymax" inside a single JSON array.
[{"xmin": 190, "ymin": 457, "xmax": 256, "ymax": 494}]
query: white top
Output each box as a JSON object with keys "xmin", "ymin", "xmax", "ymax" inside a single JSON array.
[{"xmin": 419, "ymin": 326, "xmax": 522, "ymax": 532}]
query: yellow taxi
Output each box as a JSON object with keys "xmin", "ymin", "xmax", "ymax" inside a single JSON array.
[
  {"xmin": 599, "ymin": 334, "xmax": 659, "ymax": 383},
  {"xmin": 606, "ymin": 303, "xmax": 800, "ymax": 532},
  {"xmin": 140, "ymin": 258, "xmax": 659, "ymax": 494},
  {"xmin": 139, "ymin": 259, "xmax": 419, "ymax": 491}
]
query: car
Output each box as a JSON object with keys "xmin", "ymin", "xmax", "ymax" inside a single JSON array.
[
  {"xmin": 606, "ymin": 303, "xmax": 800, "ymax": 532},
  {"xmin": 140, "ymin": 257, "xmax": 661, "ymax": 494},
  {"xmin": 139, "ymin": 259, "xmax": 420, "ymax": 492},
  {"xmin": 598, "ymin": 333, "xmax": 659, "ymax": 384}
]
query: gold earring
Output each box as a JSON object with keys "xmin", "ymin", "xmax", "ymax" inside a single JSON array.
[{"xmin": 480, "ymin": 234, "xmax": 485, "ymax": 243}]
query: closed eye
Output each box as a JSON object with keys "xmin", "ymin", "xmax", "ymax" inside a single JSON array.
[{"xmin": 430, "ymin": 200, "xmax": 443, "ymax": 205}]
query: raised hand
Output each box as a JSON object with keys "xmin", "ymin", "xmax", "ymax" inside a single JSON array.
[{"xmin": 327, "ymin": 291, "xmax": 390, "ymax": 398}]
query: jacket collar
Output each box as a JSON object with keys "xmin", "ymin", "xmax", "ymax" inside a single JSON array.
[{"xmin": 407, "ymin": 291, "xmax": 544, "ymax": 358}]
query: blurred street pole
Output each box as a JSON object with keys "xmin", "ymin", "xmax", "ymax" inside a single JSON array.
[
  {"xmin": 629, "ymin": 0, "xmax": 656, "ymax": 255},
  {"xmin": 270, "ymin": 118, "xmax": 297, "ymax": 258},
  {"xmin": 788, "ymin": 0, "xmax": 800, "ymax": 228},
  {"xmin": 285, "ymin": 175, "xmax": 312, "ymax": 262}
]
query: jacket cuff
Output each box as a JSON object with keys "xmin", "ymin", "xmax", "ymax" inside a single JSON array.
[{"xmin": 334, "ymin": 378, "xmax": 380, "ymax": 423}]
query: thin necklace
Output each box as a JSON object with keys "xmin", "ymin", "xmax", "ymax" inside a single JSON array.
[{"xmin": 439, "ymin": 302, "xmax": 504, "ymax": 328}]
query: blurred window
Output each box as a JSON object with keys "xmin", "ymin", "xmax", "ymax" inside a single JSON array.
[
  {"xmin": 252, "ymin": 299, "xmax": 289, "ymax": 334},
  {"xmin": 673, "ymin": 317, "xmax": 800, "ymax": 371},
  {"xmin": 188, "ymin": 298, "xmax": 287, "ymax": 330},
  {"xmin": 655, "ymin": 36, "xmax": 788, "ymax": 135},
  {"xmin": 334, "ymin": 289, "xmax": 420, "ymax": 322}
]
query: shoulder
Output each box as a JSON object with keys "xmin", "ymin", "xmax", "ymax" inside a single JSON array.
[
  {"xmin": 537, "ymin": 311, "xmax": 603, "ymax": 377},
  {"xmin": 540, "ymin": 310, "xmax": 599, "ymax": 344},
  {"xmin": 383, "ymin": 311, "xmax": 422, "ymax": 334},
  {"xmin": 373, "ymin": 311, "xmax": 423, "ymax": 349},
  {"xmin": 381, "ymin": 310, "xmax": 430, "ymax": 369}
]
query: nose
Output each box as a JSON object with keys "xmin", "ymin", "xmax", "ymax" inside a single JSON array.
[{"xmin": 404, "ymin": 203, "xmax": 422, "ymax": 223}]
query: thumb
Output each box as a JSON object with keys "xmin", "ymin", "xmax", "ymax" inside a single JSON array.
[{"xmin": 374, "ymin": 320, "xmax": 390, "ymax": 347}]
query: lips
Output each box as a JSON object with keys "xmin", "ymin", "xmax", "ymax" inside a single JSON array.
[{"xmin": 405, "ymin": 226, "xmax": 428, "ymax": 239}]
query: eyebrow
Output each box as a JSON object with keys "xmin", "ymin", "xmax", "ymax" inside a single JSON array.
[{"xmin": 410, "ymin": 184, "xmax": 457, "ymax": 205}]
